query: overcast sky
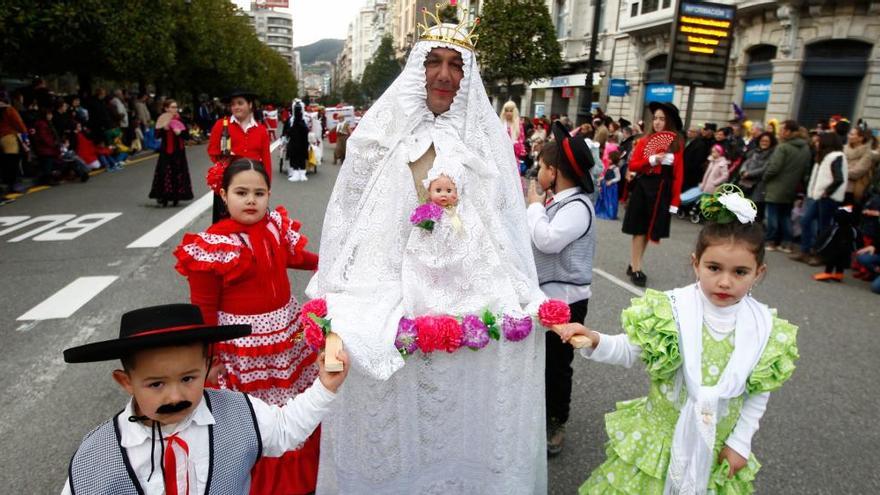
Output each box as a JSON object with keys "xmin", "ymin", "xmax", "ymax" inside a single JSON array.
[{"xmin": 233, "ymin": 0, "xmax": 364, "ymax": 46}]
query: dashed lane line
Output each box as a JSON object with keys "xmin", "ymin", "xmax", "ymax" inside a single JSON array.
[
  {"xmin": 17, "ymin": 276, "xmax": 119, "ymax": 321},
  {"xmin": 126, "ymin": 192, "xmax": 213, "ymax": 248},
  {"xmin": 593, "ymin": 267, "xmax": 645, "ymax": 297}
]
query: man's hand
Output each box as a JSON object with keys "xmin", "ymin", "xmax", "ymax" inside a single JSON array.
[
  {"xmin": 857, "ymin": 245, "xmax": 876, "ymax": 256},
  {"xmin": 718, "ymin": 446, "xmax": 748, "ymax": 479},
  {"xmin": 527, "ymin": 179, "xmax": 546, "ymax": 206},
  {"xmin": 318, "ymin": 348, "xmax": 350, "ymax": 393}
]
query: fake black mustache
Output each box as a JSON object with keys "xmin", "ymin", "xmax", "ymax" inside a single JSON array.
[{"xmin": 156, "ymin": 401, "xmax": 192, "ymax": 414}]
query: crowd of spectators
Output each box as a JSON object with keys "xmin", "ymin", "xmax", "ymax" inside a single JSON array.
[{"xmin": 511, "ymin": 107, "xmax": 880, "ymax": 295}]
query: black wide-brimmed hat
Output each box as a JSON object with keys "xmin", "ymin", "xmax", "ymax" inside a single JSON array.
[
  {"xmin": 704, "ymin": 122, "xmax": 718, "ymax": 131},
  {"xmin": 551, "ymin": 121, "xmax": 596, "ymax": 193},
  {"xmin": 222, "ymin": 89, "xmax": 257, "ymax": 103},
  {"xmin": 63, "ymin": 304, "xmax": 251, "ymax": 363},
  {"xmin": 648, "ymin": 101, "xmax": 683, "ymax": 132},
  {"xmin": 618, "ymin": 117, "xmax": 632, "ymax": 129}
]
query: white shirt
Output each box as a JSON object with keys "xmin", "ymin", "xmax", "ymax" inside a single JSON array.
[
  {"xmin": 231, "ymin": 114, "xmax": 258, "ymax": 132},
  {"xmin": 580, "ymin": 297, "xmax": 770, "ymax": 460},
  {"xmin": 61, "ymin": 381, "xmax": 335, "ymax": 495},
  {"xmin": 527, "ymin": 186, "xmax": 593, "ymax": 303}
]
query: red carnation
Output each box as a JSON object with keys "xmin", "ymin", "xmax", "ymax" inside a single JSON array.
[
  {"xmin": 303, "ymin": 318, "xmax": 325, "ymax": 349},
  {"xmin": 434, "ymin": 315, "xmax": 463, "ymax": 353},
  {"xmin": 206, "ymin": 162, "xmax": 227, "ymax": 194},
  {"xmin": 301, "ymin": 298, "xmax": 328, "ymax": 319},
  {"xmin": 415, "ymin": 315, "xmax": 463, "ymax": 354},
  {"xmin": 538, "ymin": 299, "xmax": 570, "ymax": 327}
]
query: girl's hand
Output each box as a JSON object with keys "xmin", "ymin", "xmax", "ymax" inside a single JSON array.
[
  {"xmin": 626, "ymin": 171, "xmax": 637, "ymax": 182},
  {"xmin": 718, "ymin": 446, "xmax": 748, "ymax": 479},
  {"xmin": 318, "ymin": 348, "xmax": 350, "ymax": 393},
  {"xmin": 555, "ymin": 323, "xmax": 599, "ymax": 348},
  {"xmin": 527, "ymin": 179, "xmax": 546, "ymax": 205}
]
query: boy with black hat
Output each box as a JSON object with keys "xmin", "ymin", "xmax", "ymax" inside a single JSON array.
[
  {"xmin": 526, "ymin": 121, "xmax": 597, "ymax": 456},
  {"xmin": 61, "ymin": 303, "xmax": 348, "ymax": 494}
]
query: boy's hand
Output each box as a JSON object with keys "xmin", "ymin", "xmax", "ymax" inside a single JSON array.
[
  {"xmin": 718, "ymin": 446, "xmax": 748, "ymax": 479},
  {"xmin": 527, "ymin": 179, "xmax": 546, "ymax": 205},
  {"xmin": 318, "ymin": 348, "xmax": 350, "ymax": 393}
]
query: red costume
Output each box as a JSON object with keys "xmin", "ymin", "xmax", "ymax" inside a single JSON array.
[
  {"xmin": 174, "ymin": 207, "xmax": 319, "ymax": 494},
  {"xmin": 207, "ymin": 117, "xmax": 273, "ymax": 182}
]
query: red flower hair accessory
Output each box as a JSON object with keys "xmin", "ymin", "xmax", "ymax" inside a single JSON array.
[{"xmin": 206, "ymin": 161, "xmax": 228, "ymax": 194}]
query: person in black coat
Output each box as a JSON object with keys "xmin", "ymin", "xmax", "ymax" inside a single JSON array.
[
  {"xmin": 682, "ymin": 123, "xmax": 715, "ymax": 191},
  {"xmin": 283, "ymin": 103, "xmax": 310, "ymax": 182}
]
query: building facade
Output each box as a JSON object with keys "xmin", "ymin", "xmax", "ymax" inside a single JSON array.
[
  {"xmin": 247, "ymin": 7, "xmax": 297, "ymax": 73},
  {"xmin": 515, "ymin": 0, "xmax": 880, "ymax": 131}
]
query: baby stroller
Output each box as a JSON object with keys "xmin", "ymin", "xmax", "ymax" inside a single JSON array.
[{"xmin": 677, "ymin": 186, "xmax": 705, "ymax": 224}]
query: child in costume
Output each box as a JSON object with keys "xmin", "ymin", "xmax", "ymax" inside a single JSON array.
[
  {"xmin": 526, "ymin": 121, "xmax": 597, "ymax": 456},
  {"xmin": 61, "ymin": 303, "xmax": 349, "ymax": 494},
  {"xmin": 174, "ymin": 158, "xmax": 321, "ymax": 495},
  {"xmin": 401, "ymin": 159, "xmax": 522, "ymax": 316},
  {"xmin": 596, "ymin": 150, "xmax": 622, "ymax": 221},
  {"xmin": 559, "ymin": 184, "xmax": 799, "ymax": 494},
  {"xmin": 700, "ymin": 144, "xmax": 731, "ymax": 194}
]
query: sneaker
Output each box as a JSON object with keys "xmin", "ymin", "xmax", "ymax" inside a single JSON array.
[
  {"xmin": 813, "ymin": 272, "xmax": 843, "ymax": 282},
  {"xmin": 765, "ymin": 243, "xmax": 778, "ymax": 252},
  {"xmin": 789, "ymin": 252, "xmax": 810, "ymax": 263},
  {"xmin": 626, "ymin": 265, "xmax": 633, "ymax": 277},
  {"xmin": 547, "ymin": 420, "xmax": 566, "ymax": 457},
  {"xmin": 779, "ymin": 244, "xmax": 793, "ymax": 254},
  {"xmin": 630, "ymin": 270, "xmax": 647, "ymax": 287}
]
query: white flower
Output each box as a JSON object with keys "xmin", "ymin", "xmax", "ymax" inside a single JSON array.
[{"xmin": 718, "ymin": 193, "xmax": 757, "ymax": 224}]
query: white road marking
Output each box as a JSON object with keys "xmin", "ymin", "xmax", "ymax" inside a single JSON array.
[
  {"xmin": 126, "ymin": 192, "xmax": 213, "ymax": 248},
  {"xmin": 17, "ymin": 276, "xmax": 118, "ymax": 320},
  {"xmin": 32, "ymin": 213, "xmax": 121, "ymax": 241},
  {"xmin": 271, "ymin": 138, "xmax": 284, "ymax": 152},
  {"xmin": 593, "ymin": 267, "xmax": 645, "ymax": 297},
  {"xmin": 0, "ymin": 216, "xmax": 29, "ymax": 228},
  {"xmin": 0, "ymin": 214, "xmax": 75, "ymax": 242}
]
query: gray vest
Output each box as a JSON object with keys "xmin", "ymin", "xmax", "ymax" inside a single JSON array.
[
  {"xmin": 533, "ymin": 192, "xmax": 595, "ymax": 288},
  {"xmin": 68, "ymin": 389, "xmax": 262, "ymax": 495}
]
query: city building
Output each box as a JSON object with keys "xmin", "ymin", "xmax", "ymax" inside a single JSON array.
[
  {"xmin": 515, "ymin": 0, "xmax": 880, "ymax": 130},
  {"xmin": 293, "ymin": 50, "xmax": 304, "ymax": 97},
  {"xmin": 247, "ymin": 5, "xmax": 297, "ymax": 73},
  {"xmin": 389, "ymin": 0, "xmax": 482, "ymax": 59},
  {"xmin": 335, "ymin": 24, "xmax": 354, "ymax": 89}
]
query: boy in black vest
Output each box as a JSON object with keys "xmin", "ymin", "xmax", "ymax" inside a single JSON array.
[
  {"xmin": 61, "ymin": 303, "xmax": 348, "ymax": 494},
  {"xmin": 526, "ymin": 121, "xmax": 597, "ymax": 456}
]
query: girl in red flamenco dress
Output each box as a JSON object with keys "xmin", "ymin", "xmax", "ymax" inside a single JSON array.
[{"xmin": 174, "ymin": 157, "xmax": 320, "ymax": 495}]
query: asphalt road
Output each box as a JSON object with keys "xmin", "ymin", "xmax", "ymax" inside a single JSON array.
[{"xmin": 0, "ymin": 142, "xmax": 877, "ymax": 494}]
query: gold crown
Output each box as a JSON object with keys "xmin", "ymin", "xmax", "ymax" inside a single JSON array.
[{"xmin": 417, "ymin": 3, "xmax": 480, "ymax": 51}]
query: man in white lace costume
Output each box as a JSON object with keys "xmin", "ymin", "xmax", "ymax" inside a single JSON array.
[{"xmin": 306, "ymin": 17, "xmax": 548, "ymax": 494}]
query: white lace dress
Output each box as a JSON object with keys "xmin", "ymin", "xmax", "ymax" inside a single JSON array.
[{"xmin": 308, "ymin": 35, "xmax": 547, "ymax": 495}]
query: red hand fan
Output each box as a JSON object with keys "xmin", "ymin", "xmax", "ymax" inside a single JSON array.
[{"xmin": 642, "ymin": 131, "xmax": 678, "ymax": 158}]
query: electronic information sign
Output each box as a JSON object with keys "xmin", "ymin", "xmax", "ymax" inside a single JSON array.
[{"xmin": 666, "ymin": 0, "xmax": 737, "ymax": 89}]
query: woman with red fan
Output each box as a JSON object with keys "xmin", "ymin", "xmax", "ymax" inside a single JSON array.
[{"xmin": 621, "ymin": 101, "xmax": 685, "ymax": 287}]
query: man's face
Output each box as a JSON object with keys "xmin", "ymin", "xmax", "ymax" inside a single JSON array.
[
  {"xmin": 113, "ymin": 343, "xmax": 209, "ymax": 425},
  {"xmin": 424, "ymin": 48, "xmax": 464, "ymax": 115},
  {"xmin": 701, "ymin": 128, "xmax": 713, "ymax": 138},
  {"xmin": 715, "ymin": 130, "xmax": 726, "ymax": 142}
]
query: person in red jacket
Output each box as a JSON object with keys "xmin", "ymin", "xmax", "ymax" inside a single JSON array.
[
  {"xmin": 174, "ymin": 158, "xmax": 321, "ymax": 495},
  {"xmin": 621, "ymin": 101, "xmax": 684, "ymax": 287},
  {"xmin": 33, "ymin": 108, "xmax": 61, "ymax": 185},
  {"xmin": 208, "ymin": 89, "xmax": 273, "ymax": 222}
]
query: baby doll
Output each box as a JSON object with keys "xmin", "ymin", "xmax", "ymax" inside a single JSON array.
[{"xmin": 401, "ymin": 161, "xmax": 520, "ymax": 317}]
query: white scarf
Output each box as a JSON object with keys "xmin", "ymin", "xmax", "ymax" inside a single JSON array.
[{"xmin": 664, "ymin": 284, "xmax": 772, "ymax": 494}]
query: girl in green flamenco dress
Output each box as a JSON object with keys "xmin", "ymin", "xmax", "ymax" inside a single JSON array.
[{"xmin": 559, "ymin": 184, "xmax": 799, "ymax": 494}]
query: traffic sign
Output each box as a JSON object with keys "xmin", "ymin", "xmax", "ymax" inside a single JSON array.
[{"xmin": 666, "ymin": 0, "xmax": 737, "ymax": 89}]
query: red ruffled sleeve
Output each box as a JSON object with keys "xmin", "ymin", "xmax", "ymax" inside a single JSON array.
[
  {"xmin": 173, "ymin": 231, "xmax": 253, "ymax": 283},
  {"xmin": 267, "ymin": 206, "xmax": 319, "ymax": 271}
]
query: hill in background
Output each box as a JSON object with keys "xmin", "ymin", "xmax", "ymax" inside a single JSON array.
[{"xmin": 296, "ymin": 39, "xmax": 344, "ymax": 65}]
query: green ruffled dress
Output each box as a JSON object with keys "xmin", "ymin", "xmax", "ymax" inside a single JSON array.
[{"xmin": 580, "ymin": 289, "xmax": 799, "ymax": 495}]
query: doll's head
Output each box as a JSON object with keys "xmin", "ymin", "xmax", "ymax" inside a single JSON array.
[
  {"xmin": 427, "ymin": 174, "xmax": 458, "ymax": 207},
  {"xmin": 423, "ymin": 161, "xmax": 464, "ymax": 208}
]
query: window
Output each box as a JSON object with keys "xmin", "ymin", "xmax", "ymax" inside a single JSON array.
[
  {"xmin": 641, "ymin": 0, "xmax": 658, "ymax": 14},
  {"xmin": 631, "ymin": 2, "xmax": 638, "ymax": 17},
  {"xmin": 662, "ymin": 0, "xmax": 671, "ymax": 8},
  {"xmin": 555, "ymin": 0, "xmax": 567, "ymax": 38}
]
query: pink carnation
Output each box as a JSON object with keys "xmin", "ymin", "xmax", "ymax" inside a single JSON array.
[
  {"xmin": 538, "ymin": 299, "xmax": 571, "ymax": 327},
  {"xmin": 301, "ymin": 298, "xmax": 328, "ymax": 319},
  {"xmin": 415, "ymin": 315, "xmax": 462, "ymax": 353},
  {"xmin": 303, "ymin": 318, "xmax": 325, "ymax": 349}
]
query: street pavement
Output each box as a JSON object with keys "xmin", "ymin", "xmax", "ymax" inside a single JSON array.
[{"xmin": 0, "ymin": 142, "xmax": 877, "ymax": 494}]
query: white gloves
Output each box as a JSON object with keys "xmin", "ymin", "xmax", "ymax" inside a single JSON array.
[
  {"xmin": 669, "ymin": 205, "xmax": 679, "ymax": 214},
  {"xmin": 649, "ymin": 153, "xmax": 674, "ymax": 166}
]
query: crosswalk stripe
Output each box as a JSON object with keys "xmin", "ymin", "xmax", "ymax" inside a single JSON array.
[
  {"xmin": 126, "ymin": 192, "xmax": 213, "ymax": 248},
  {"xmin": 17, "ymin": 276, "xmax": 118, "ymax": 320}
]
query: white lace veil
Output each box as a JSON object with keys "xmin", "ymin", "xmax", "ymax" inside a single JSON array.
[{"xmin": 306, "ymin": 35, "xmax": 544, "ymax": 380}]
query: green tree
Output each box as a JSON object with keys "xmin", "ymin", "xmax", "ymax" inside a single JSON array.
[
  {"xmin": 341, "ymin": 79, "xmax": 365, "ymax": 107},
  {"xmin": 360, "ymin": 36, "xmax": 401, "ymax": 101},
  {"xmin": 475, "ymin": 0, "xmax": 562, "ymax": 99}
]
